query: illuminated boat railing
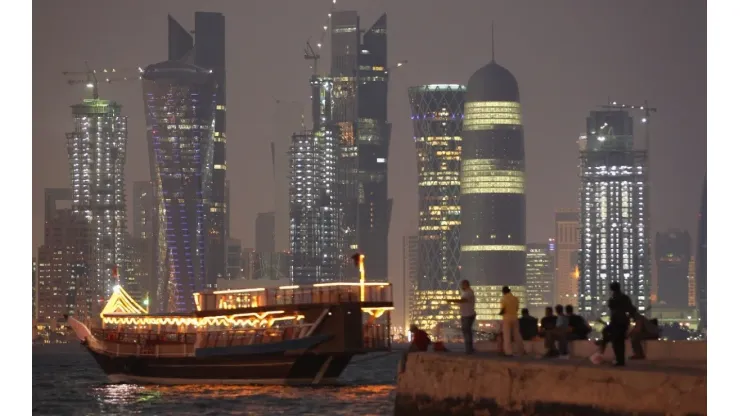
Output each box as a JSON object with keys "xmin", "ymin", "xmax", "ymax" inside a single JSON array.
[{"xmin": 196, "ymin": 282, "xmax": 393, "ymax": 312}]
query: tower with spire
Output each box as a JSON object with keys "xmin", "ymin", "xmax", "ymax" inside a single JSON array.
[{"xmin": 459, "ymin": 25, "xmax": 527, "ymax": 316}]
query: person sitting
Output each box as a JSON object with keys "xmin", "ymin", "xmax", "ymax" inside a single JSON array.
[
  {"xmin": 544, "ymin": 305, "xmax": 570, "ymax": 358},
  {"xmin": 519, "ymin": 308, "xmax": 539, "ymax": 341},
  {"xmin": 409, "ymin": 324, "xmax": 431, "ymax": 352},
  {"xmin": 400, "ymin": 324, "xmax": 432, "ymax": 373},
  {"xmin": 565, "ymin": 305, "xmax": 591, "ymax": 340},
  {"xmin": 539, "ymin": 306, "xmax": 557, "ymax": 335}
]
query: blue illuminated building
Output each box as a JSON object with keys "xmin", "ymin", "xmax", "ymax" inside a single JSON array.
[{"xmin": 142, "ymin": 61, "xmax": 217, "ymax": 312}]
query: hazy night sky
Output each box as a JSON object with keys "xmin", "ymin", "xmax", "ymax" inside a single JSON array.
[{"xmin": 33, "ymin": 0, "xmax": 706, "ymax": 314}]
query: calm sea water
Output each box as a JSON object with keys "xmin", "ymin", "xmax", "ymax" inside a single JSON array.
[{"xmin": 33, "ymin": 344, "xmax": 402, "ymax": 416}]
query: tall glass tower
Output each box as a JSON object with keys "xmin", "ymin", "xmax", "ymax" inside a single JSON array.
[
  {"xmin": 578, "ymin": 109, "xmax": 649, "ymax": 317},
  {"xmin": 66, "ymin": 98, "xmax": 128, "ymax": 306},
  {"xmin": 168, "ymin": 12, "xmax": 227, "ymax": 289},
  {"xmin": 289, "ymin": 76, "xmax": 340, "ymax": 285},
  {"xmin": 142, "ymin": 61, "xmax": 216, "ymax": 312},
  {"xmin": 330, "ymin": 11, "xmax": 391, "ymax": 281},
  {"xmin": 697, "ymin": 175, "xmax": 707, "ymax": 331},
  {"xmin": 460, "ymin": 53, "xmax": 527, "ymax": 322},
  {"xmin": 407, "ymin": 84, "xmax": 465, "ymax": 329}
]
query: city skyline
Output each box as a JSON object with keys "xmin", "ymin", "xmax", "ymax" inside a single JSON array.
[{"xmin": 33, "ymin": 0, "xmax": 707, "ymax": 319}]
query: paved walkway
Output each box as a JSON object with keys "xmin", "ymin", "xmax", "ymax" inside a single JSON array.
[{"xmin": 436, "ymin": 350, "xmax": 706, "ymax": 375}]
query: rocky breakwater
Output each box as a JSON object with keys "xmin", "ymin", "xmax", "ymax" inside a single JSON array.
[{"xmin": 395, "ymin": 352, "xmax": 706, "ymax": 416}]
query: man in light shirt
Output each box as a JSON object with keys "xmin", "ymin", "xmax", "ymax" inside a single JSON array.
[
  {"xmin": 500, "ymin": 286, "xmax": 525, "ymax": 356},
  {"xmin": 447, "ymin": 280, "xmax": 476, "ymax": 354}
]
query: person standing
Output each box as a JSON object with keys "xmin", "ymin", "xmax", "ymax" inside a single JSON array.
[
  {"xmin": 447, "ymin": 280, "xmax": 476, "ymax": 354},
  {"xmin": 607, "ymin": 281, "xmax": 637, "ymax": 366},
  {"xmin": 500, "ymin": 286, "xmax": 525, "ymax": 356}
]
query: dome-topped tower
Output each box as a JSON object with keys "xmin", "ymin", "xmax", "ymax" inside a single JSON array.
[
  {"xmin": 465, "ymin": 60, "xmax": 520, "ymax": 103},
  {"xmin": 460, "ymin": 35, "xmax": 527, "ymax": 307}
]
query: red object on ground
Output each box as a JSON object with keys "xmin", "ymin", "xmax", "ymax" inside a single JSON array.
[{"xmin": 433, "ymin": 341, "xmax": 448, "ymax": 352}]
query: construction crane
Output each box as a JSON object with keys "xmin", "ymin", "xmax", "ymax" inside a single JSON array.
[
  {"xmin": 303, "ymin": 0, "xmax": 338, "ymax": 74},
  {"xmin": 62, "ymin": 61, "xmax": 143, "ymax": 99},
  {"xmin": 600, "ymin": 100, "xmax": 657, "ymax": 154}
]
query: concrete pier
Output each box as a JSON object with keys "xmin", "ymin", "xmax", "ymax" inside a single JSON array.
[{"xmin": 395, "ymin": 343, "xmax": 706, "ymax": 416}]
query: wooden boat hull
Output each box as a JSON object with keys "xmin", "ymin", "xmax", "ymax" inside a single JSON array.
[{"xmin": 85, "ymin": 346, "xmax": 355, "ymax": 385}]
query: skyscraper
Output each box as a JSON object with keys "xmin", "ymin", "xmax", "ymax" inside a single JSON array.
[
  {"xmin": 289, "ymin": 128, "xmax": 340, "ymax": 284},
  {"xmin": 688, "ymin": 256, "xmax": 696, "ymax": 307},
  {"xmin": 169, "ymin": 12, "xmax": 227, "ymax": 289},
  {"xmin": 408, "ymin": 84, "xmax": 466, "ymax": 292},
  {"xmin": 555, "ymin": 209, "xmax": 579, "ymax": 307},
  {"xmin": 37, "ymin": 209, "xmax": 91, "ymax": 323},
  {"xmin": 225, "ymin": 180, "xmax": 231, "ymax": 238},
  {"xmin": 578, "ymin": 109, "xmax": 649, "ymax": 317},
  {"xmin": 330, "ymin": 11, "xmax": 392, "ymax": 281},
  {"xmin": 131, "ymin": 181, "xmax": 156, "ymax": 308},
  {"xmin": 66, "ymin": 98, "xmax": 128, "ymax": 304},
  {"xmin": 697, "ymin": 175, "xmax": 707, "ymax": 330},
  {"xmin": 272, "ymin": 101, "xmax": 304, "ymax": 252},
  {"xmin": 133, "ymin": 181, "xmax": 153, "ymax": 240},
  {"xmin": 32, "ymin": 258, "xmax": 37, "ymax": 320},
  {"xmin": 526, "ymin": 242, "xmax": 555, "ymax": 317},
  {"xmin": 289, "ymin": 73, "xmax": 341, "ymax": 285},
  {"xmin": 460, "ymin": 46, "xmax": 527, "ymax": 318},
  {"xmin": 142, "ymin": 60, "xmax": 217, "ymax": 312},
  {"xmin": 226, "ymin": 238, "xmax": 242, "ymax": 280},
  {"xmin": 402, "ymin": 235, "xmax": 419, "ymax": 331},
  {"xmin": 655, "ymin": 230, "xmax": 691, "ymax": 307},
  {"xmin": 255, "ymin": 212, "xmax": 276, "ymax": 253}
]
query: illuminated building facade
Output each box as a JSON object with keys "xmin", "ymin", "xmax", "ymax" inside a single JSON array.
[
  {"xmin": 169, "ymin": 12, "xmax": 227, "ymax": 289},
  {"xmin": 555, "ymin": 209, "xmax": 580, "ymax": 307},
  {"xmin": 526, "ymin": 242, "xmax": 555, "ymax": 317},
  {"xmin": 578, "ymin": 110, "xmax": 649, "ymax": 317},
  {"xmin": 289, "ymin": 72, "xmax": 341, "ymax": 285},
  {"xmin": 330, "ymin": 11, "xmax": 392, "ymax": 281},
  {"xmin": 272, "ymin": 101, "xmax": 305, "ymax": 252},
  {"xmin": 142, "ymin": 60, "xmax": 217, "ymax": 312},
  {"xmin": 402, "ymin": 235, "xmax": 418, "ymax": 331},
  {"xmin": 32, "ymin": 258, "xmax": 37, "ymax": 319},
  {"xmin": 655, "ymin": 229, "xmax": 691, "ymax": 307},
  {"xmin": 37, "ymin": 209, "xmax": 91, "ymax": 323},
  {"xmin": 459, "ymin": 55, "xmax": 526, "ymax": 299},
  {"xmin": 408, "ymin": 84, "xmax": 465, "ymax": 292},
  {"xmin": 688, "ymin": 256, "xmax": 696, "ymax": 307},
  {"xmin": 66, "ymin": 98, "xmax": 128, "ymax": 303},
  {"xmin": 121, "ymin": 233, "xmax": 144, "ymax": 303},
  {"xmin": 289, "ymin": 127, "xmax": 340, "ymax": 285},
  {"xmin": 697, "ymin": 176, "xmax": 707, "ymax": 330}
]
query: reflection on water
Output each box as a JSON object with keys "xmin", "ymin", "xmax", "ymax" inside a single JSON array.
[{"xmin": 33, "ymin": 345, "xmax": 399, "ymax": 416}]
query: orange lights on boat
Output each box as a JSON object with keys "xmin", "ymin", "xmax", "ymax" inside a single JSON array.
[
  {"xmin": 212, "ymin": 287, "xmax": 266, "ymax": 295},
  {"xmin": 278, "ymin": 285, "xmax": 300, "ymax": 290},
  {"xmin": 101, "ymin": 310, "xmax": 304, "ymax": 328},
  {"xmin": 312, "ymin": 282, "xmax": 389, "ymax": 287},
  {"xmin": 361, "ymin": 307, "xmax": 394, "ymax": 318},
  {"xmin": 99, "ymin": 286, "xmax": 148, "ymax": 319}
]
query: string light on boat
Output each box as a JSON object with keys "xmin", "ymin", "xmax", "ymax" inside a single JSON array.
[{"xmin": 101, "ymin": 310, "xmax": 304, "ymax": 328}]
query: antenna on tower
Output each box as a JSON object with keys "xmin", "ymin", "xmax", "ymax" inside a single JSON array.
[{"xmin": 491, "ymin": 21, "xmax": 495, "ymax": 61}]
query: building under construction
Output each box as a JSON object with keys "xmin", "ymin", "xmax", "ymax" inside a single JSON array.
[
  {"xmin": 66, "ymin": 97, "xmax": 128, "ymax": 309},
  {"xmin": 289, "ymin": 75, "xmax": 341, "ymax": 285},
  {"xmin": 578, "ymin": 108, "xmax": 650, "ymax": 317}
]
